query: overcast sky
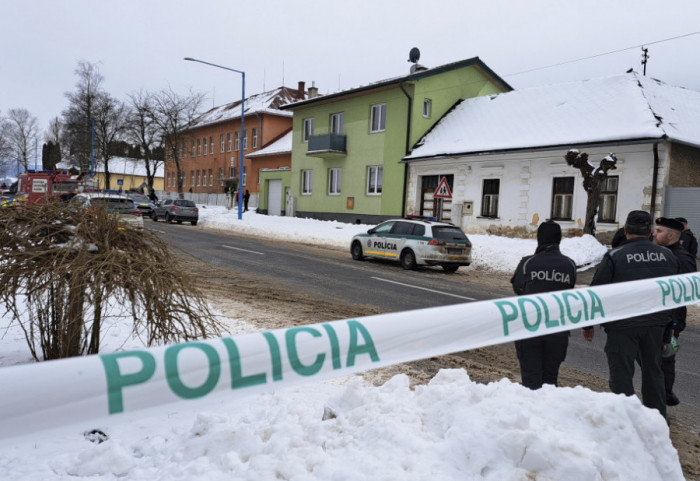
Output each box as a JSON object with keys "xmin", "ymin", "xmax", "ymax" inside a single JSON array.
[{"xmin": 2, "ymin": 0, "xmax": 700, "ymax": 134}]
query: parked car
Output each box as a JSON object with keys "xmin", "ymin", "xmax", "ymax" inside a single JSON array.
[
  {"xmin": 126, "ymin": 193, "xmax": 156, "ymax": 217},
  {"xmin": 350, "ymin": 217, "xmax": 472, "ymax": 272},
  {"xmin": 151, "ymin": 199, "xmax": 199, "ymax": 225},
  {"xmin": 68, "ymin": 193, "xmax": 144, "ymax": 230}
]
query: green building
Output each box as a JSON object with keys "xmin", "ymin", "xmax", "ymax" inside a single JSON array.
[{"xmin": 259, "ymin": 56, "xmax": 511, "ymax": 223}]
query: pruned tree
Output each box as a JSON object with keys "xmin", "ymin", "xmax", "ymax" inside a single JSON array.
[
  {"xmin": 126, "ymin": 90, "xmax": 163, "ymax": 191},
  {"xmin": 148, "ymin": 87, "xmax": 204, "ymax": 197},
  {"xmin": 5, "ymin": 108, "xmax": 39, "ymax": 172},
  {"xmin": 565, "ymin": 149, "xmax": 618, "ymax": 236},
  {"xmin": 0, "ymin": 202, "xmax": 224, "ymax": 360}
]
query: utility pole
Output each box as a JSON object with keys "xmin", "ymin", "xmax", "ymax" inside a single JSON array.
[{"xmin": 641, "ymin": 47, "xmax": 649, "ymax": 75}]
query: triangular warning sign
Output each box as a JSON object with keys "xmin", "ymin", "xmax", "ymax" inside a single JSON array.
[{"xmin": 433, "ymin": 177, "xmax": 452, "ymax": 199}]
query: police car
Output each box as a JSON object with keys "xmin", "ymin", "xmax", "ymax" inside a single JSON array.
[{"xmin": 350, "ymin": 217, "xmax": 472, "ymax": 272}]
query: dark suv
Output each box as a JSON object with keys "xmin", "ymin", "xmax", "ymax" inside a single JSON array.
[{"xmin": 151, "ymin": 199, "xmax": 199, "ymax": 225}]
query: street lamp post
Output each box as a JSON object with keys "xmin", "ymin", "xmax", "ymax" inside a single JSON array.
[{"xmin": 184, "ymin": 57, "xmax": 245, "ymax": 220}]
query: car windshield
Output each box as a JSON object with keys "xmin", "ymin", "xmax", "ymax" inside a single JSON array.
[
  {"xmin": 432, "ymin": 226, "xmax": 468, "ymax": 242},
  {"xmin": 174, "ymin": 200, "xmax": 195, "ymax": 207},
  {"xmin": 128, "ymin": 194, "xmax": 150, "ymax": 203},
  {"xmin": 91, "ymin": 198, "xmax": 135, "ymax": 211}
]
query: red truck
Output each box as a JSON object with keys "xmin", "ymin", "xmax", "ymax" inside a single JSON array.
[{"xmin": 16, "ymin": 169, "xmax": 99, "ymax": 204}]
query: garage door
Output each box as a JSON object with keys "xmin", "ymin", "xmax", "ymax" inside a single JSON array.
[{"xmin": 268, "ymin": 179, "xmax": 282, "ymax": 216}]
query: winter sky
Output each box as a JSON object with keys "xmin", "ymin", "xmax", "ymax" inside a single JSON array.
[{"xmin": 2, "ymin": 0, "xmax": 700, "ymax": 133}]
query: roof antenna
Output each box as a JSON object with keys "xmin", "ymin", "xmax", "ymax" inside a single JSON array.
[
  {"xmin": 408, "ymin": 47, "xmax": 426, "ymax": 73},
  {"xmin": 641, "ymin": 47, "xmax": 649, "ymax": 76}
]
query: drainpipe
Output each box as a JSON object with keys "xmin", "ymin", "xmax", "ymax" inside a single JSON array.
[
  {"xmin": 650, "ymin": 142, "xmax": 659, "ymax": 220},
  {"xmin": 399, "ymin": 81, "xmax": 413, "ymax": 218}
]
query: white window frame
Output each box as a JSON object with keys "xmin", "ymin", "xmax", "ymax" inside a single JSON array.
[
  {"xmin": 219, "ymin": 168, "xmax": 224, "ymax": 186},
  {"xmin": 220, "ymin": 134, "xmax": 225, "ymax": 153},
  {"xmin": 234, "ymin": 132, "xmax": 239, "ymax": 151},
  {"xmin": 227, "ymin": 133, "xmax": 232, "ymax": 152},
  {"xmin": 328, "ymin": 168, "xmax": 342, "ymax": 195},
  {"xmin": 330, "ymin": 112, "xmax": 344, "ymax": 134},
  {"xmin": 242, "ymin": 130, "xmax": 248, "ymax": 150},
  {"xmin": 191, "ymin": 141, "xmax": 195, "ymax": 157},
  {"xmin": 301, "ymin": 169, "xmax": 313, "ymax": 195},
  {"xmin": 370, "ymin": 103, "xmax": 386, "ymax": 133},
  {"xmin": 242, "ymin": 166, "xmax": 247, "ymax": 186},
  {"xmin": 252, "ymin": 128, "xmax": 258, "ymax": 148},
  {"xmin": 303, "ymin": 118, "xmax": 314, "ymax": 142},
  {"xmin": 209, "ymin": 169, "xmax": 213, "ymax": 186},
  {"xmin": 367, "ymin": 166, "xmax": 383, "ymax": 195},
  {"xmin": 203, "ymin": 137, "xmax": 207, "ymax": 156},
  {"xmin": 423, "ymin": 99, "xmax": 432, "ymax": 118},
  {"xmin": 196, "ymin": 170, "xmax": 200, "ymax": 187},
  {"xmin": 191, "ymin": 171, "xmax": 194, "ymax": 187},
  {"xmin": 197, "ymin": 139, "xmax": 201, "ymax": 156}
]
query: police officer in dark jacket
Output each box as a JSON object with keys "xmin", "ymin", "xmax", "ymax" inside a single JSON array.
[
  {"xmin": 676, "ymin": 217, "xmax": 698, "ymax": 258},
  {"xmin": 582, "ymin": 210, "xmax": 680, "ymax": 419},
  {"xmin": 653, "ymin": 217, "xmax": 697, "ymax": 406},
  {"xmin": 511, "ymin": 220, "xmax": 577, "ymax": 390}
]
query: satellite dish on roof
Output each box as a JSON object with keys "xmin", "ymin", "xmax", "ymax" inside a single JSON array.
[{"xmin": 408, "ymin": 47, "xmax": 420, "ymax": 63}]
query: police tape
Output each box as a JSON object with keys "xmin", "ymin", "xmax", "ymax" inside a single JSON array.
[{"xmin": 1, "ymin": 272, "xmax": 699, "ymax": 440}]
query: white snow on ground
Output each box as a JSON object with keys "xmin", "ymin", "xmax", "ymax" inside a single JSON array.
[{"xmin": 0, "ymin": 207, "xmax": 684, "ymax": 480}]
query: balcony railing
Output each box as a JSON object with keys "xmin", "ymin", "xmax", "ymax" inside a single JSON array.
[{"xmin": 307, "ymin": 133, "xmax": 347, "ymax": 158}]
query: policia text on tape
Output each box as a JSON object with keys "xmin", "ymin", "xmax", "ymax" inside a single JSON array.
[{"xmin": 1, "ymin": 272, "xmax": 699, "ymax": 440}]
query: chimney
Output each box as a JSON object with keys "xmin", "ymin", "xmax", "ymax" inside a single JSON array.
[
  {"xmin": 308, "ymin": 81, "xmax": 319, "ymax": 98},
  {"xmin": 297, "ymin": 81, "xmax": 306, "ymax": 100}
]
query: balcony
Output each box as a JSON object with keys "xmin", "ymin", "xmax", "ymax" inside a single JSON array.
[{"xmin": 307, "ymin": 133, "xmax": 347, "ymax": 159}]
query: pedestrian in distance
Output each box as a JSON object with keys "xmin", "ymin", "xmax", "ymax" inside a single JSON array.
[
  {"xmin": 510, "ymin": 220, "xmax": 577, "ymax": 390},
  {"xmin": 244, "ymin": 190, "xmax": 250, "ymax": 212},
  {"xmin": 582, "ymin": 210, "xmax": 680, "ymax": 419},
  {"xmin": 653, "ymin": 217, "xmax": 697, "ymax": 406},
  {"xmin": 675, "ymin": 217, "xmax": 698, "ymax": 258}
]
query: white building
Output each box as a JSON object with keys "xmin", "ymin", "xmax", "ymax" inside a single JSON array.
[{"xmin": 402, "ymin": 72, "xmax": 700, "ymax": 242}]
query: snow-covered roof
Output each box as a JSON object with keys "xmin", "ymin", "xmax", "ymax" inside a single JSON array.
[
  {"xmin": 246, "ymin": 130, "xmax": 292, "ymax": 158},
  {"xmin": 189, "ymin": 86, "xmax": 303, "ymax": 128},
  {"xmin": 405, "ymin": 72, "xmax": 700, "ymax": 160},
  {"xmin": 55, "ymin": 158, "xmax": 164, "ymax": 177}
]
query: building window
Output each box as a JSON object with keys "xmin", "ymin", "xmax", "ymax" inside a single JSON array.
[
  {"xmin": 242, "ymin": 130, "xmax": 248, "ymax": 150},
  {"xmin": 370, "ymin": 103, "xmax": 386, "ymax": 133},
  {"xmin": 230, "ymin": 167, "xmax": 235, "ymax": 178},
  {"xmin": 330, "ymin": 112, "xmax": 344, "ymax": 134},
  {"xmin": 191, "ymin": 141, "xmax": 195, "ymax": 157},
  {"xmin": 234, "ymin": 132, "xmax": 239, "ymax": 151},
  {"xmin": 301, "ymin": 169, "xmax": 313, "ymax": 195},
  {"xmin": 242, "ymin": 166, "xmax": 247, "ymax": 186},
  {"xmin": 252, "ymin": 128, "xmax": 258, "ymax": 148},
  {"xmin": 219, "ymin": 168, "xmax": 224, "ymax": 186},
  {"xmin": 209, "ymin": 136, "xmax": 214, "ymax": 154},
  {"xmin": 423, "ymin": 99, "xmax": 431, "ymax": 118},
  {"xmin": 203, "ymin": 137, "xmax": 207, "ymax": 155},
  {"xmin": 367, "ymin": 166, "xmax": 383, "ymax": 195},
  {"xmin": 598, "ymin": 175, "xmax": 618, "ymax": 223},
  {"xmin": 303, "ymin": 118, "xmax": 314, "ymax": 142},
  {"xmin": 227, "ymin": 133, "xmax": 232, "ymax": 152},
  {"xmin": 208, "ymin": 169, "xmax": 213, "ymax": 186},
  {"xmin": 220, "ymin": 134, "xmax": 225, "ymax": 153},
  {"xmin": 328, "ymin": 168, "xmax": 341, "ymax": 195},
  {"xmin": 552, "ymin": 177, "xmax": 575, "ymax": 220},
  {"xmin": 181, "ymin": 142, "xmax": 186, "ymax": 158},
  {"xmin": 190, "ymin": 171, "xmax": 194, "ymax": 187},
  {"xmin": 196, "ymin": 170, "xmax": 200, "ymax": 187},
  {"xmin": 197, "ymin": 139, "xmax": 201, "ymax": 156},
  {"xmin": 481, "ymin": 179, "xmax": 500, "ymax": 218}
]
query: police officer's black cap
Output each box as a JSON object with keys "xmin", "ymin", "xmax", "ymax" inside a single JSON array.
[
  {"xmin": 625, "ymin": 210, "xmax": 651, "ymax": 226},
  {"xmin": 675, "ymin": 217, "xmax": 688, "ymax": 224},
  {"xmin": 537, "ymin": 220, "xmax": 562, "ymax": 246},
  {"xmin": 656, "ymin": 217, "xmax": 684, "ymax": 232}
]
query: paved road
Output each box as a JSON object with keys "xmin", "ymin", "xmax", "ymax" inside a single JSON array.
[{"xmin": 150, "ymin": 221, "xmax": 700, "ymax": 431}]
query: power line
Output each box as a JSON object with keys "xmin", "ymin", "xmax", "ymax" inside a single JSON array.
[{"xmin": 505, "ymin": 30, "xmax": 700, "ymax": 78}]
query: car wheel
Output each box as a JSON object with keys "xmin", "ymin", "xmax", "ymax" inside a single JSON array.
[
  {"xmin": 166, "ymin": 214, "xmax": 173, "ymax": 224},
  {"xmin": 191, "ymin": 220, "xmax": 197, "ymax": 226},
  {"xmin": 176, "ymin": 220, "xmax": 182, "ymax": 224},
  {"xmin": 351, "ymin": 241, "xmax": 364, "ymax": 260},
  {"xmin": 442, "ymin": 264, "xmax": 459, "ymax": 273},
  {"xmin": 151, "ymin": 212, "xmax": 158, "ymax": 222},
  {"xmin": 400, "ymin": 249, "xmax": 417, "ymax": 270}
]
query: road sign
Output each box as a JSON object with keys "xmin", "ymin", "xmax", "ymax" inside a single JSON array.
[{"xmin": 433, "ymin": 177, "xmax": 452, "ymax": 199}]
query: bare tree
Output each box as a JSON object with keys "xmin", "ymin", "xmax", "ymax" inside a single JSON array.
[
  {"xmin": 42, "ymin": 117, "xmax": 63, "ymax": 171},
  {"xmin": 5, "ymin": 108, "xmax": 40, "ymax": 172},
  {"xmin": 93, "ymin": 92, "xmax": 128, "ymax": 190},
  {"xmin": 62, "ymin": 61, "xmax": 104, "ymax": 173},
  {"xmin": 0, "ymin": 110, "xmax": 11, "ymax": 175},
  {"xmin": 126, "ymin": 90, "xmax": 163, "ymax": 191},
  {"xmin": 148, "ymin": 87, "xmax": 204, "ymax": 197},
  {"xmin": 565, "ymin": 149, "xmax": 618, "ymax": 236}
]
